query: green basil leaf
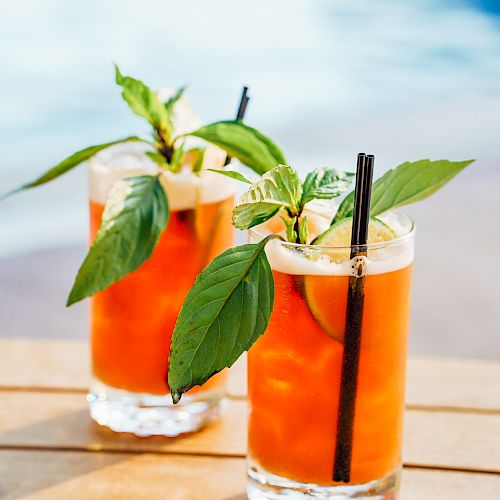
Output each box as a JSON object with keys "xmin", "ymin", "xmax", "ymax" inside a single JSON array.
[
  {"xmin": 301, "ymin": 168, "xmax": 354, "ymax": 206},
  {"xmin": 115, "ymin": 64, "xmax": 171, "ymax": 138},
  {"xmin": 67, "ymin": 175, "xmax": 169, "ymax": 306},
  {"xmin": 164, "ymin": 85, "xmax": 187, "ymax": 114},
  {"xmin": 283, "ymin": 216, "xmax": 298, "ymax": 243},
  {"xmin": 299, "ymin": 216, "xmax": 309, "ymax": 244},
  {"xmin": 187, "ymin": 120, "xmax": 286, "ymax": 175},
  {"xmin": 332, "ymin": 158, "xmax": 475, "ymax": 225},
  {"xmin": 168, "ymin": 236, "xmax": 277, "ymax": 402},
  {"xmin": 207, "ymin": 169, "xmax": 254, "ymax": 184},
  {"xmin": 1, "ymin": 136, "xmax": 146, "ymax": 201},
  {"xmin": 232, "ymin": 165, "xmax": 302, "ymax": 229},
  {"xmin": 145, "ymin": 151, "xmax": 168, "ymax": 167}
]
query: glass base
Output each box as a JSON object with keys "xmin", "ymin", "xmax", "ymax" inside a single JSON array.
[
  {"xmin": 247, "ymin": 459, "xmax": 400, "ymax": 499},
  {"xmin": 88, "ymin": 379, "xmax": 226, "ymax": 437}
]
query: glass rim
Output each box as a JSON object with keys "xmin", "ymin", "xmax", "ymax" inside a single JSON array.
[{"xmin": 248, "ymin": 210, "xmax": 416, "ymax": 251}]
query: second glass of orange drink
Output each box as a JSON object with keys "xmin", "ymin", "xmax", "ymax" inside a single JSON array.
[
  {"xmin": 87, "ymin": 141, "xmax": 235, "ymax": 435},
  {"xmin": 247, "ymin": 210, "xmax": 415, "ymax": 498}
]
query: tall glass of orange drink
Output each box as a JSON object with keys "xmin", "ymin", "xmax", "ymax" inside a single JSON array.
[
  {"xmin": 87, "ymin": 142, "xmax": 235, "ymax": 436},
  {"xmin": 247, "ymin": 211, "xmax": 415, "ymax": 498}
]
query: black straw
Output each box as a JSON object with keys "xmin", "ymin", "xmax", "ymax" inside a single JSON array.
[
  {"xmin": 333, "ymin": 153, "xmax": 374, "ymax": 482},
  {"xmin": 224, "ymin": 86, "xmax": 250, "ymax": 165}
]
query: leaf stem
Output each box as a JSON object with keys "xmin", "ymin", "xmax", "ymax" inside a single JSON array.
[
  {"xmin": 156, "ymin": 129, "xmax": 174, "ymax": 163},
  {"xmin": 293, "ymin": 217, "xmax": 301, "ymax": 243}
]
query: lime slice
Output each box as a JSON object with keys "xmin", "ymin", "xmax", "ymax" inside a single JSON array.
[
  {"xmin": 305, "ymin": 218, "xmax": 397, "ymax": 342},
  {"xmin": 313, "ymin": 217, "xmax": 397, "ymax": 247}
]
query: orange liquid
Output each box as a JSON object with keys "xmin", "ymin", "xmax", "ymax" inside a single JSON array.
[
  {"xmin": 248, "ymin": 265, "xmax": 412, "ymax": 485},
  {"xmin": 90, "ymin": 196, "xmax": 234, "ymax": 395}
]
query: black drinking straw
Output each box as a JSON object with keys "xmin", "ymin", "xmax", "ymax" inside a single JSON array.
[
  {"xmin": 224, "ymin": 86, "xmax": 250, "ymax": 165},
  {"xmin": 333, "ymin": 153, "xmax": 374, "ymax": 482}
]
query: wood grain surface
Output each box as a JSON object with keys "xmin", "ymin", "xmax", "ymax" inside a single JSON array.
[{"xmin": 0, "ymin": 338, "xmax": 499, "ymax": 500}]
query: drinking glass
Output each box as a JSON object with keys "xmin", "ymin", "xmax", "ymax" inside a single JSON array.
[
  {"xmin": 247, "ymin": 211, "xmax": 415, "ymax": 499},
  {"xmin": 87, "ymin": 143, "xmax": 234, "ymax": 436}
]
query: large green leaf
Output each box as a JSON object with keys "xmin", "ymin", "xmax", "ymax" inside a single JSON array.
[
  {"xmin": 331, "ymin": 158, "xmax": 475, "ymax": 225},
  {"xmin": 301, "ymin": 167, "xmax": 354, "ymax": 206},
  {"xmin": 168, "ymin": 236, "xmax": 277, "ymax": 402},
  {"xmin": 187, "ymin": 120, "xmax": 286, "ymax": 175},
  {"xmin": 0, "ymin": 136, "xmax": 145, "ymax": 201},
  {"xmin": 232, "ymin": 165, "xmax": 303, "ymax": 229},
  {"xmin": 115, "ymin": 65, "xmax": 172, "ymax": 138},
  {"xmin": 67, "ymin": 175, "xmax": 169, "ymax": 306}
]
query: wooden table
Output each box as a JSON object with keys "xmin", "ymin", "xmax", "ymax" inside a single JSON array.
[{"xmin": 0, "ymin": 339, "xmax": 499, "ymax": 499}]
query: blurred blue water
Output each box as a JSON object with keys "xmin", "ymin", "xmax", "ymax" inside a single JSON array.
[{"xmin": 1, "ymin": 0, "xmax": 499, "ymax": 255}]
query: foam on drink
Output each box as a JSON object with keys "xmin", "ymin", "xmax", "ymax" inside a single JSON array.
[
  {"xmin": 88, "ymin": 142, "xmax": 235, "ymax": 210},
  {"xmin": 250, "ymin": 209, "xmax": 415, "ymax": 276}
]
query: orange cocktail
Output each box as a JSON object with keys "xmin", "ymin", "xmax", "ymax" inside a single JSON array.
[
  {"xmin": 90, "ymin": 197, "xmax": 233, "ymax": 395},
  {"xmin": 247, "ymin": 214, "xmax": 415, "ymax": 496},
  {"xmin": 87, "ymin": 144, "xmax": 234, "ymax": 436}
]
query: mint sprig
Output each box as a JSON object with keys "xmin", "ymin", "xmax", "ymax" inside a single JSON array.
[
  {"xmin": 67, "ymin": 175, "xmax": 169, "ymax": 305},
  {"xmin": 115, "ymin": 64, "xmax": 173, "ymax": 142},
  {"xmin": 168, "ymin": 235, "xmax": 278, "ymax": 402},
  {"xmin": 2, "ymin": 66, "xmax": 289, "ymax": 306},
  {"xmin": 232, "ymin": 165, "xmax": 303, "ymax": 230},
  {"xmin": 231, "ymin": 165, "xmax": 353, "ymax": 243},
  {"xmin": 2, "ymin": 67, "xmax": 286, "ymax": 201}
]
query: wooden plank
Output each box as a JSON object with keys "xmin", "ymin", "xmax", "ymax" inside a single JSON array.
[
  {"xmin": 0, "ymin": 450, "xmax": 246, "ymax": 500},
  {"xmin": 404, "ymin": 409, "xmax": 500, "ymax": 472},
  {"xmin": 406, "ymin": 357, "xmax": 500, "ymax": 412},
  {"xmin": 0, "ymin": 391, "xmax": 244, "ymax": 457},
  {"xmin": 0, "ymin": 391, "xmax": 499, "ymax": 473},
  {"xmin": 401, "ymin": 468, "xmax": 500, "ymax": 500},
  {"xmin": 0, "ymin": 339, "xmax": 90, "ymax": 392},
  {"xmin": 2, "ymin": 338, "xmax": 500, "ymax": 411},
  {"xmin": 0, "ymin": 449, "xmax": 499, "ymax": 500}
]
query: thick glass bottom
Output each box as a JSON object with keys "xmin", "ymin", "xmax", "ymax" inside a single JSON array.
[
  {"xmin": 247, "ymin": 459, "xmax": 400, "ymax": 499},
  {"xmin": 88, "ymin": 379, "xmax": 226, "ymax": 437}
]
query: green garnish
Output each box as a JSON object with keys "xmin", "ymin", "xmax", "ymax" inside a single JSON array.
[
  {"xmin": 230, "ymin": 165, "xmax": 354, "ymax": 243},
  {"xmin": 168, "ymin": 235, "xmax": 278, "ymax": 403},
  {"xmin": 168, "ymin": 158, "xmax": 475, "ymax": 401},
  {"xmin": 2, "ymin": 66, "xmax": 285, "ymax": 305},
  {"xmin": 331, "ymin": 158, "xmax": 475, "ymax": 225},
  {"xmin": 115, "ymin": 65, "xmax": 173, "ymax": 144},
  {"xmin": 67, "ymin": 175, "xmax": 169, "ymax": 306},
  {"xmin": 0, "ymin": 136, "xmax": 145, "ymax": 201},
  {"xmin": 301, "ymin": 167, "xmax": 355, "ymax": 206},
  {"xmin": 188, "ymin": 121, "xmax": 286, "ymax": 175}
]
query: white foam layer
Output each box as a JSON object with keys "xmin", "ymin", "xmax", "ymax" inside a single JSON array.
[
  {"xmin": 88, "ymin": 142, "xmax": 234, "ymax": 210},
  {"xmin": 263, "ymin": 239, "xmax": 414, "ymax": 276},
  {"xmin": 250, "ymin": 210, "xmax": 415, "ymax": 276}
]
